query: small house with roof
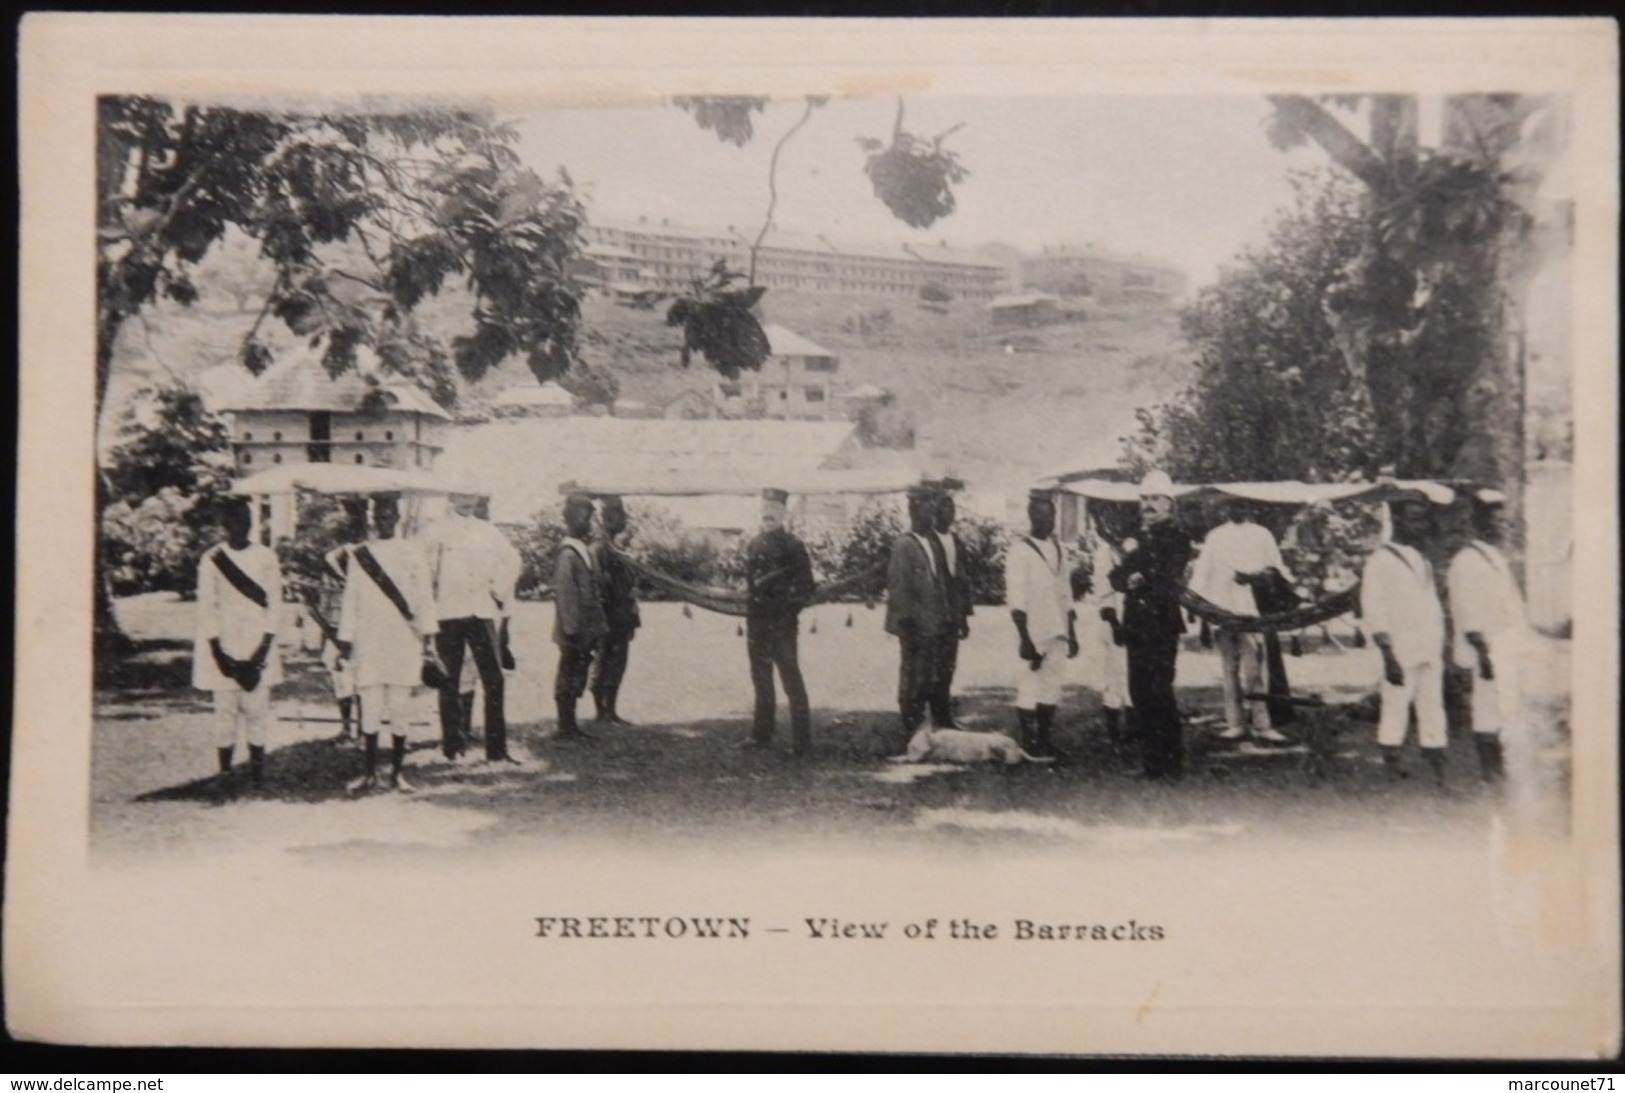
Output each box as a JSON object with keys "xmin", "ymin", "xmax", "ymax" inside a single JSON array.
[
  {"xmin": 712, "ymin": 323, "xmax": 841, "ymax": 421},
  {"xmin": 492, "ymin": 377, "xmax": 577, "ymax": 418},
  {"xmin": 214, "ymin": 346, "xmax": 451, "ymax": 542}
]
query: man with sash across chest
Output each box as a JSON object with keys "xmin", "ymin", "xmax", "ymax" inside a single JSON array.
[
  {"xmin": 552, "ymin": 492, "xmax": 607, "ymax": 743},
  {"xmin": 338, "ymin": 493, "xmax": 440, "ymax": 794},
  {"xmin": 430, "ymin": 482, "xmax": 521, "ymax": 765},
  {"xmin": 1447, "ymin": 488, "xmax": 1528, "ymax": 785},
  {"xmin": 1361, "ymin": 495, "xmax": 1449, "ymax": 786},
  {"xmin": 930, "ymin": 486, "xmax": 975, "ymax": 729},
  {"xmin": 1109, "ymin": 471, "xmax": 1193, "ymax": 781},
  {"xmin": 1004, "ymin": 488, "xmax": 1078, "ymax": 758},
  {"xmin": 193, "ymin": 496, "xmax": 283, "ymax": 795},
  {"xmin": 886, "ymin": 486, "xmax": 953, "ymax": 749}
]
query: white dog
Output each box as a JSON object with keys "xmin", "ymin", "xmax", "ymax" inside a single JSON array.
[{"xmin": 893, "ymin": 727, "xmax": 1053, "ymax": 766}]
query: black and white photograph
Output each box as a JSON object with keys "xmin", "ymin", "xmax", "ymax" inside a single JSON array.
[{"xmin": 10, "ymin": 14, "xmax": 1620, "ymax": 1058}]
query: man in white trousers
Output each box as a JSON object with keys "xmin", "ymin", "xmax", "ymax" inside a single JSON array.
[
  {"xmin": 1447, "ymin": 488, "xmax": 1528, "ymax": 784},
  {"xmin": 193, "ymin": 496, "xmax": 283, "ymax": 795},
  {"xmin": 339, "ymin": 493, "xmax": 440, "ymax": 794},
  {"xmin": 1361, "ymin": 495, "xmax": 1449, "ymax": 786},
  {"xmin": 1188, "ymin": 497, "xmax": 1292, "ymax": 745}
]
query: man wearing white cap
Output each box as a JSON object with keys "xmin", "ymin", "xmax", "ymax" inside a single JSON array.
[
  {"xmin": 1003, "ymin": 488, "xmax": 1077, "ymax": 757},
  {"xmin": 1447, "ymin": 488, "xmax": 1527, "ymax": 783},
  {"xmin": 1361, "ymin": 494, "xmax": 1449, "ymax": 785},
  {"xmin": 1109, "ymin": 471, "xmax": 1193, "ymax": 780}
]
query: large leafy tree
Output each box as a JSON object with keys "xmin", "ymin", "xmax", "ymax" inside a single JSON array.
[
  {"xmin": 1124, "ymin": 171, "xmax": 1373, "ymax": 485},
  {"xmin": 95, "ymin": 97, "xmax": 589, "ymax": 639},
  {"xmin": 1259, "ymin": 94, "xmax": 1553, "ymax": 522}
]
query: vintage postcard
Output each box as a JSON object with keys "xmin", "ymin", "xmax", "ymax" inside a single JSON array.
[{"xmin": 10, "ymin": 15, "xmax": 1620, "ymax": 1056}]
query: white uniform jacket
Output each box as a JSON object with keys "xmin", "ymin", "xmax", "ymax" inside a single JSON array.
[
  {"xmin": 1189, "ymin": 520, "xmax": 1291, "ymax": 617},
  {"xmin": 1359, "ymin": 542, "xmax": 1445, "ymax": 667},
  {"xmin": 428, "ymin": 514, "xmax": 520, "ymax": 622},
  {"xmin": 339, "ymin": 537, "xmax": 438, "ymax": 688},
  {"xmin": 1004, "ymin": 535, "xmax": 1072, "ymax": 643},
  {"xmin": 1447, "ymin": 540, "xmax": 1528, "ymax": 668},
  {"xmin": 192, "ymin": 542, "xmax": 284, "ymax": 692}
]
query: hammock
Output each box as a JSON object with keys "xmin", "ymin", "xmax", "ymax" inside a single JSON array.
[
  {"xmin": 618, "ymin": 553, "xmax": 889, "ymax": 618},
  {"xmin": 1175, "ymin": 585, "xmax": 1360, "ymax": 634}
]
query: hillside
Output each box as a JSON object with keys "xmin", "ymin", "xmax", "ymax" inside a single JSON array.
[{"xmin": 102, "ymin": 265, "xmax": 1193, "ymax": 497}]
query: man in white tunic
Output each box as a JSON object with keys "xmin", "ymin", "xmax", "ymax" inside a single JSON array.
[
  {"xmin": 1360, "ymin": 496, "xmax": 1448, "ymax": 785},
  {"xmin": 193, "ymin": 496, "xmax": 283, "ymax": 794},
  {"xmin": 339, "ymin": 493, "xmax": 439, "ymax": 793},
  {"xmin": 428, "ymin": 484, "xmax": 521, "ymax": 764},
  {"xmin": 1003, "ymin": 489, "xmax": 1078, "ymax": 757},
  {"xmin": 1188, "ymin": 497, "xmax": 1292, "ymax": 744},
  {"xmin": 1447, "ymin": 488, "xmax": 1528, "ymax": 783}
]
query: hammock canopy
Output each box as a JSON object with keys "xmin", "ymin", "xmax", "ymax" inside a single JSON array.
[{"xmin": 1051, "ymin": 478, "xmax": 1456, "ymax": 506}]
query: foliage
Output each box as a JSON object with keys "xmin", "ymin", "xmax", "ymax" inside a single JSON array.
[
  {"xmin": 840, "ymin": 307, "xmax": 894, "ymax": 339},
  {"xmin": 671, "ymin": 96, "xmax": 769, "ymax": 147},
  {"xmin": 1258, "ymin": 94, "xmax": 1543, "ymax": 485},
  {"xmin": 952, "ymin": 512, "xmax": 1011, "ymax": 606},
  {"xmin": 104, "ymin": 383, "xmax": 235, "ymax": 503},
  {"xmin": 918, "ymin": 281, "xmax": 953, "ymax": 304},
  {"xmin": 557, "ymin": 362, "xmax": 621, "ymax": 411},
  {"xmin": 513, "ymin": 501, "xmax": 568, "ymax": 599},
  {"xmin": 666, "ymin": 260, "xmax": 772, "ymax": 378},
  {"xmin": 1123, "ymin": 171, "xmax": 1373, "ymax": 483},
  {"xmin": 852, "ymin": 401, "xmax": 916, "ymax": 449},
  {"xmin": 274, "ymin": 490, "xmax": 369, "ymax": 593},
  {"xmin": 856, "ymin": 100, "xmax": 969, "ymax": 231},
  {"xmin": 97, "ymin": 97, "xmax": 589, "ymax": 407},
  {"xmin": 100, "ymin": 383, "xmax": 235, "ymax": 597},
  {"xmin": 805, "ymin": 500, "xmax": 906, "ymax": 597},
  {"xmin": 100, "ymin": 487, "xmax": 210, "ymax": 597}
]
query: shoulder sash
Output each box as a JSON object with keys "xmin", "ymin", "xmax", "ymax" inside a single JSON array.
[
  {"xmin": 354, "ymin": 544, "xmax": 416, "ymax": 625},
  {"xmin": 212, "ymin": 548, "xmax": 269, "ymax": 609}
]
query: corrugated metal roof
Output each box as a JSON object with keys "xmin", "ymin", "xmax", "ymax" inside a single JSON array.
[
  {"xmin": 436, "ymin": 418, "xmax": 864, "ymax": 524},
  {"xmin": 762, "ymin": 323, "xmax": 836, "ymax": 359}
]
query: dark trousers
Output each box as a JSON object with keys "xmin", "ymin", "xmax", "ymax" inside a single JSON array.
[
  {"xmin": 1127, "ymin": 635, "xmax": 1182, "ymax": 779},
  {"xmin": 747, "ymin": 613, "xmax": 810, "ymax": 751},
  {"xmin": 555, "ymin": 640, "xmax": 596, "ymax": 702},
  {"xmin": 437, "ymin": 617, "xmax": 506, "ymax": 760},
  {"xmin": 929, "ymin": 630, "xmax": 961, "ymax": 726},
  {"xmin": 589, "ymin": 627, "xmax": 635, "ymax": 702},
  {"xmin": 897, "ymin": 629, "xmax": 940, "ymax": 730}
]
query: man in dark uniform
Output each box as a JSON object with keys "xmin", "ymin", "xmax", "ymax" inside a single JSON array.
[
  {"xmin": 930, "ymin": 485, "xmax": 974, "ymax": 728},
  {"xmin": 886, "ymin": 486, "xmax": 951, "ymax": 747},
  {"xmin": 589, "ymin": 495, "xmax": 640, "ymax": 726},
  {"xmin": 743, "ymin": 487, "xmax": 816, "ymax": 756},
  {"xmin": 1109, "ymin": 470, "xmax": 1193, "ymax": 781},
  {"xmin": 551, "ymin": 492, "xmax": 607, "ymax": 742}
]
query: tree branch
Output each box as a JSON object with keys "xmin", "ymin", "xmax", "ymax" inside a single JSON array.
[
  {"xmin": 1266, "ymin": 95, "xmax": 1395, "ymax": 195},
  {"xmin": 750, "ymin": 97, "xmax": 820, "ymax": 284}
]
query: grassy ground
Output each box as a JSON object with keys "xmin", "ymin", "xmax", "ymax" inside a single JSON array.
[{"xmin": 91, "ymin": 595, "xmax": 1573, "ymax": 861}]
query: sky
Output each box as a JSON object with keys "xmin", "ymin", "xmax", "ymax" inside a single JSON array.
[{"xmin": 516, "ymin": 95, "xmax": 1325, "ymax": 288}]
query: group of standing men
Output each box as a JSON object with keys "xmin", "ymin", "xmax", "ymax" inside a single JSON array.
[
  {"xmin": 193, "ymin": 484, "xmax": 643, "ymax": 795},
  {"xmin": 193, "ymin": 473, "xmax": 1530, "ymax": 794}
]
